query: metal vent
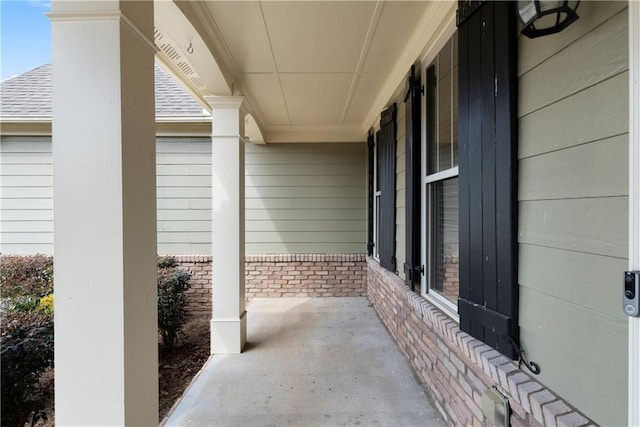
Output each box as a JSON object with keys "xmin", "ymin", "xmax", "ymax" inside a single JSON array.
[
  {"xmin": 162, "ymin": 44, "xmax": 181, "ymax": 61},
  {"xmin": 153, "ymin": 27, "xmax": 209, "ymax": 94},
  {"xmin": 177, "ymin": 61, "xmax": 192, "ymax": 74}
]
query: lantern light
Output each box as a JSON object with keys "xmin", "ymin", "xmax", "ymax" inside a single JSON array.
[{"xmin": 516, "ymin": 1, "xmax": 580, "ymax": 39}]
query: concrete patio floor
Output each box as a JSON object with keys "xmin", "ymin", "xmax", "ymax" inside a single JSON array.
[{"xmin": 163, "ymin": 297, "xmax": 444, "ymax": 427}]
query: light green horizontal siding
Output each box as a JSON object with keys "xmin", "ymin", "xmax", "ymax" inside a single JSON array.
[
  {"xmin": 519, "ymin": 134, "xmax": 627, "ymax": 200},
  {"xmin": 245, "ymin": 197, "xmax": 364, "ymax": 210},
  {"xmin": 157, "ymin": 232, "xmax": 210, "ymax": 243},
  {"xmin": 517, "ymin": 3, "xmax": 628, "ymax": 425},
  {"xmin": 245, "ymin": 186, "xmax": 363, "ymax": 199},
  {"xmin": 245, "ymin": 142, "xmax": 366, "ymax": 254},
  {"xmin": 246, "ymin": 162, "xmax": 363, "ymax": 177},
  {"xmin": 245, "ymin": 220, "xmax": 365, "ymax": 233},
  {"xmin": 518, "ymin": 71, "xmax": 628, "ymax": 159},
  {"xmin": 0, "ymin": 136, "xmax": 215, "ymax": 255},
  {"xmin": 518, "ymin": 244, "xmax": 627, "ymax": 321},
  {"xmin": 519, "ymin": 197, "xmax": 627, "ymax": 258},
  {"xmin": 0, "ymin": 136, "xmax": 53, "ymax": 254},
  {"xmin": 157, "ymin": 243, "xmax": 210, "ymax": 254},
  {"xmin": 245, "ymin": 175, "xmax": 361, "ymax": 187},
  {"xmin": 518, "ymin": 8, "xmax": 628, "ymax": 116},
  {"xmin": 518, "ymin": 2, "xmax": 627, "ymax": 76},
  {"xmin": 246, "ymin": 209, "xmax": 364, "ymax": 221},
  {"xmin": 156, "ymin": 137, "xmax": 212, "ymax": 254}
]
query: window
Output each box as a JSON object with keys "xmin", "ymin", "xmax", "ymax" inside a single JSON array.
[
  {"xmin": 423, "ymin": 33, "xmax": 459, "ymax": 314},
  {"xmin": 367, "ymin": 105, "xmax": 397, "ymax": 272}
]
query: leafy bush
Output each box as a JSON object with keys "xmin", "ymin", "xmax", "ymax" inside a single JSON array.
[
  {"xmin": 157, "ymin": 256, "xmax": 192, "ymax": 350},
  {"xmin": 0, "ymin": 254, "xmax": 193, "ymax": 426},
  {"xmin": 1, "ymin": 310, "xmax": 54, "ymax": 427},
  {"xmin": 0, "ymin": 255, "xmax": 55, "ymax": 427},
  {"xmin": 0, "ymin": 255, "xmax": 53, "ymax": 299}
]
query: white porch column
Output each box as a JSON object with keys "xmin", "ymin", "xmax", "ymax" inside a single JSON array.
[
  {"xmin": 50, "ymin": 1, "xmax": 158, "ymax": 425},
  {"xmin": 205, "ymin": 96, "xmax": 248, "ymax": 354}
]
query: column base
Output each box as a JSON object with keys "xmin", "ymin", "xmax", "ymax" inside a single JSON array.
[{"xmin": 210, "ymin": 310, "xmax": 247, "ymax": 354}]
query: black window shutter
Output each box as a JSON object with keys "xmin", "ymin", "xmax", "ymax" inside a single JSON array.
[
  {"xmin": 457, "ymin": 1, "xmax": 519, "ymax": 360},
  {"xmin": 367, "ymin": 131, "xmax": 375, "ymax": 256},
  {"xmin": 378, "ymin": 104, "xmax": 397, "ymax": 272},
  {"xmin": 404, "ymin": 65, "xmax": 422, "ymax": 291}
]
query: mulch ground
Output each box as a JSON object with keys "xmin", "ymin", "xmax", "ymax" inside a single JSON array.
[
  {"xmin": 31, "ymin": 316, "xmax": 211, "ymax": 426},
  {"xmin": 159, "ymin": 315, "xmax": 211, "ymax": 419}
]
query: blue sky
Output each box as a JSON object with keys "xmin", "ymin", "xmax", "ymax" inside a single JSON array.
[{"xmin": 1, "ymin": 0, "xmax": 51, "ymax": 81}]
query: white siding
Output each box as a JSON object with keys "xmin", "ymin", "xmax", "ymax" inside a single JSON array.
[
  {"xmin": 245, "ymin": 142, "xmax": 366, "ymax": 254},
  {"xmin": 517, "ymin": 3, "xmax": 628, "ymax": 425},
  {"xmin": 0, "ymin": 136, "xmax": 53, "ymax": 254}
]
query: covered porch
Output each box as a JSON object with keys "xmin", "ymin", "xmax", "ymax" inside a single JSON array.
[
  {"xmin": 163, "ymin": 297, "xmax": 443, "ymax": 426},
  {"xmin": 50, "ymin": 1, "xmax": 442, "ymax": 424},
  {"xmin": 48, "ymin": 1, "xmax": 640, "ymax": 426}
]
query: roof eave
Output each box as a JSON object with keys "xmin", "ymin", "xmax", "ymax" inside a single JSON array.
[{"xmin": 0, "ymin": 116, "xmax": 212, "ymax": 137}]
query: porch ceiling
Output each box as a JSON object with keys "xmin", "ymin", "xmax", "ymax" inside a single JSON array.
[{"xmin": 155, "ymin": 1, "xmax": 445, "ymax": 143}]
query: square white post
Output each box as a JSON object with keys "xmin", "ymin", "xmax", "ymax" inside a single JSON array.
[
  {"xmin": 205, "ymin": 96, "xmax": 248, "ymax": 354},
  {"xmin": 50, "ymin": 1, "xmax": 158, "ymax": 425}
]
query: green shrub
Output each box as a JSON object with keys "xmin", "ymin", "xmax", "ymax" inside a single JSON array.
[
  {"xmin": 0, "ymin": 255, "xmax": 53, "ymax": 299},
  {"xmin": 157, "ymin": 256, "xmax": 192, "ymax": 350},
  {"xmin": 0, "ymin": 255, "xmax": 55, "ymax": 426},
  {"xmin": 1, "ymin": 310, "xmax": 54, "ymax": 427},
  {"xmin": 0, "ymin": 254, "xmax": 193, "ymax": 426}
]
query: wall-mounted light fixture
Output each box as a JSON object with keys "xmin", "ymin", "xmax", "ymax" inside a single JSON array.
[{"xmin": 516, "ymin": 1, "xmax": 580, "ymax": 38}]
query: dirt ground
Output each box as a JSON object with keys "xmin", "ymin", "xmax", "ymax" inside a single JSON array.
[
  {"xmin": 32, "ymin": 316, "xmax": 211, "ymax": 426},
  {"xmin": 159, "ymin": 315, "xmax": 211, "ymax": 419}
]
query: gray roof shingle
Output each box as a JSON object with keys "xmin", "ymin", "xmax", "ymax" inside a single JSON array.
[{"xmin": 1, "ymin": 64, "xmax": 206, "ymax": 118}]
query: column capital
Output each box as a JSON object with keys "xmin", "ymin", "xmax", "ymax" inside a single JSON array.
[
  {"xmin": 207, "ymin": 96, "xmax": 249, "ymax": 138},
  {"xmin": 48, "ymin": 2, "xmax": 156, "ymax": 54},
  {"xmin": 204, "ymin": 95, "xmax": 247, "ymax": 112}
]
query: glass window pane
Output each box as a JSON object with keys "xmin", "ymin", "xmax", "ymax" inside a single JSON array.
[
  {"xmin": 376, "ymin": 140, "xmax": 381, "ymax": 192},
  {"xmin": 427, "ymin": 34, "xmax": 458, "ymax": 175},
  {"xmin": 437, "ymin": 39, "xmax": 452, "ymax": 171},
  {"xmin": 430, "ymin": 177, "xmax": 459, "ymax": 304},
  {"xmin": 427, "ymin": 63, "xmax": 438, "ymax": 175},
  {"xmin": 452, "ymin": 32, "xmax": 459, "ymax": 167}
]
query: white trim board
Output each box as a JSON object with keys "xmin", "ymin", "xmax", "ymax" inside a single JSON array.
[{"xmin": 629, "ymin": 2, "xmax": 640, "ymax": 426}]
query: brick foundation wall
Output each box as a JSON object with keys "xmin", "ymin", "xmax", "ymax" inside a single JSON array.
[
  {"xmin": 367, "ymin": 258, "xmax": 595, "ymax": 427},
  {"xmin": 174, "ymin": 255, "xmax": 213, "ymax": 316},
  {"xmin": 175, "ymin": 254, "xmax": 367, "ymax": 315},
  {"xmin": 245, "ymin": 254, "xmax": 367, "ymax": 299}
]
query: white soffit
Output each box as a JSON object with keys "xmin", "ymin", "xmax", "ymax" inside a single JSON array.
[
  {"xmin": 279, "ymin": 73, "xmax": 354, "ymax": 125},
  {"xmin": 242, "ymin": 73, "xmax": 290, "ymax": 126},
  {"xmin": 165, "ymin": 1, "xmax": 441, "ymax": 143},
  {"xmin": 260, "ymin": 1, "xmax": 375, "ymax": 73},
  {"xmin": 154, "ymin": 0, "xmax": 231, "ymax": 97}
]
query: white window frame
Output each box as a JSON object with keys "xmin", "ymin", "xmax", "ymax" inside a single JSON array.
[
  {"xmin": 374, "ymin": 189, "xmax": 381, "ymax": 261},
  {"xmin": 628, "ymin": 2, "xmax": 640, "ymax": 425},
  {"xmin": 420, "ymin": 17, "xmax": 459, "ymax": 322},
  {"xmin": 373, "ymin": 127, "xmax": 381, "ymax": 262}
]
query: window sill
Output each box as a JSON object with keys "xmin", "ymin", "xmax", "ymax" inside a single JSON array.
[{"xmin": 422, "ymin": 291, "xmax": 459, "ymax": 323}]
